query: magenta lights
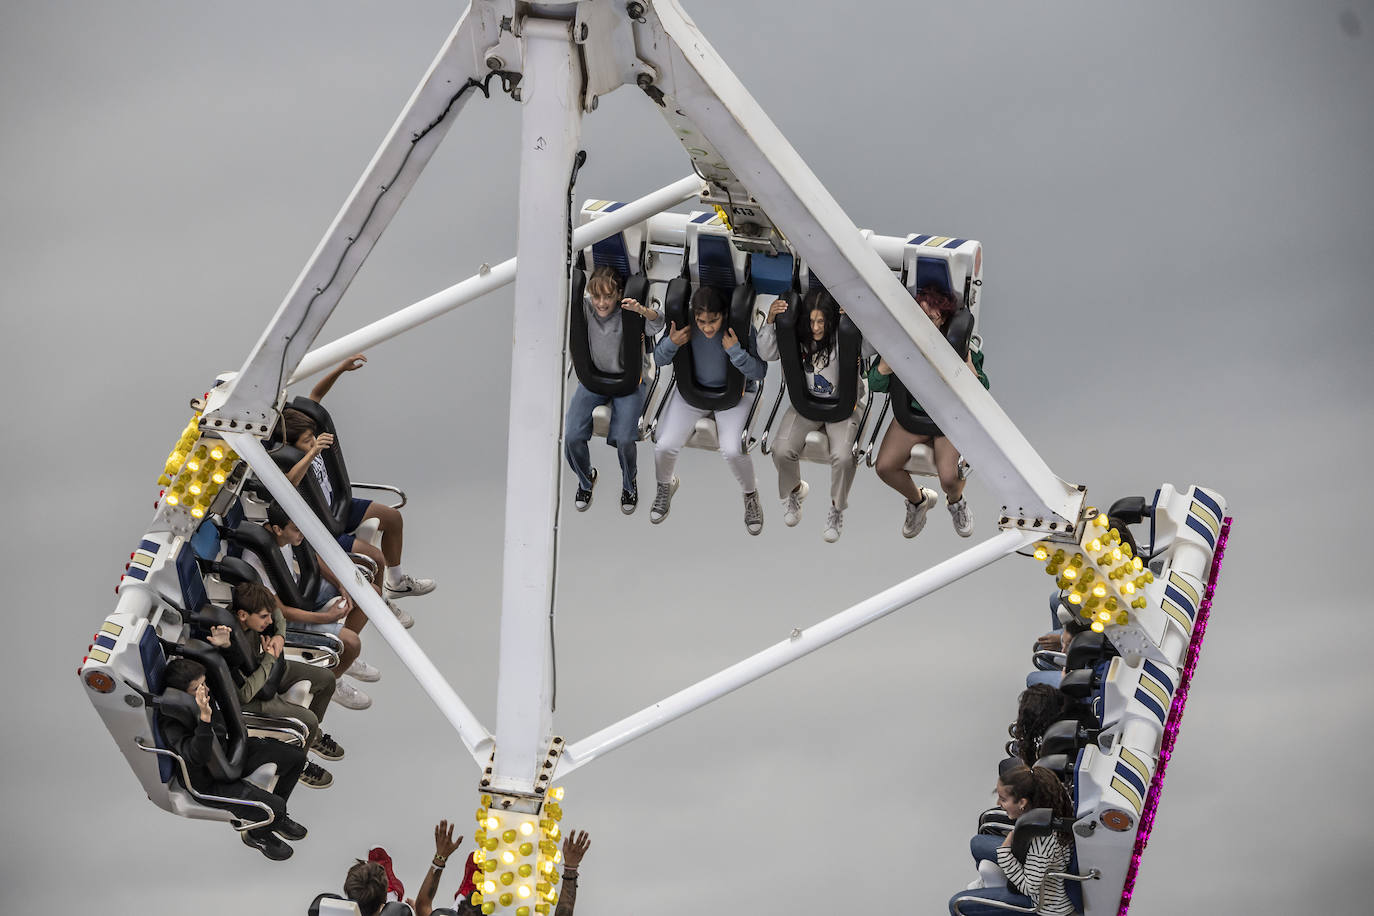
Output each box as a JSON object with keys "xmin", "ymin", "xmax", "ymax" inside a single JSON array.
[{"xmin": 1117, "ymin": 518, "xmax": 1231, "ymax": 916}]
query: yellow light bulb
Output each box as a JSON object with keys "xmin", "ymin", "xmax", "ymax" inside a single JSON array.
[
  {"xmin": 1088, "ymin": 538, "xmax": 1102, "ymax": 552},
  {"xmin": 190, "ymin": 506, "xmax": 205, "ymax": 519},
  {"xmin": 164, "ymin": 493, "xmax": 180, "ymax": 506},
  {"xmin": 1069, "ymin": 554, "xmax": 1084, "ymax": 568},
  {"xmin": 500, "ymin": 894, "xmax": 513, "ymax": 907},
  {"xmin": 1116, "ymin": 612, "xmax": 1131, "ymax": 625},
  {"xmin": 187, "ymin": 480, "xmax": 203, "ymax": 496},
  {"xmin": 1132, "ymin": 597, "xmax": 1147, "ymax": 609},
  {"xmin": 1067, "ymin": 592, "xmax": 1082, "ymax": 605},
  {"xmin": 209, "ymin": 445, "xmax": 225, "ymax": 460},
  {"xmin": 520, "ymin": 842, "xmax": 534, "ymax": 856},
  {"xmin": 551, "ymin": 786, "xmax": 564, "ymax": 801},
  {"xmin": 1063, "ymin": 567, "xmax": 1077, "ymax": 579},
  {"xmin": 1132, "ymin": 557, "xmax": 1143, "ymax": 570},
  {"xmin": 1111, "ymin": 547, "xmax": 1122, "ymax": 561},
  {"xmin": 472, "ymin": 893, "xmax": 483, "ymax": 906},
  {"xmin": 482, "ymin": 794, "xmax": 493, "ymax": 806},
  {"xmin": 485, "ymin": 816, "xmax": 500, "ymax": 831},
  {"xmin": 1095, "ymin": 513, "xmax": 1109, "ymax": 527},
  {"xmin": 553, "ymin": 851, "xmax": 562, "ymax": 864},
  {"xmin": 482, "ymin": 904, "xmax": 495, "ymax": 916},
  {"xmin": 482, "ymin": 859, "xmax": 498, "ymax": 873},
  {"xmin": 501, "ymin": 871, "xmax": 515, "ymax": 886},
  {"xmin": 484, "ymin": 837, "xmax": 498, "ymax": 851},
  {"xmin": 1092, "ymin": 584, "xmax": 1107, "ymax": 597},
  {"xmin": 503, "ymin": 829, "xmax": 517, "ymax": 844},
  {"xmin": 211, "ymin": 468, "xmax": 227, "ymax": 485},
  {"xmin": 520, "ymin": 821, "xmax": 535, "ymax": 836},
  {"xmin": 536, "ymin": 905, "xmax": 550, "ymax": 915},
  {"xmin": 1085, "ymin": 596, "xmax": 1101, "ymax": 610},
  {"xmin": 1123, "ymin": 581, "xmax": 1135, "ymax": 595},
  {"xmin": 519, "ymin": 864, "xmax": 533, "ymax": 877},
  {"xmin": 518, "ymin": 907, "xmax": 531, "ymax": 916},
  {"xmin": 1096, "ymin": 610, "xmax": 1111, "ymax": 623},
  {"xmin": 1090, "ymin": 621, "xmax": 1105, "ymax": 633},
  {"xmin": 1034, "ymin": 545, "xmax": 1049, "ymax": 561},
  {"xmin": 542, "ymin": 861, "xmax": 554, "ymax": 874},
  {"xmin": 518, "ymin": 886, "xmax": 532, "ymax": 899},
  {"xmin": 502, "ymin": 851, "xmax": 515, "ymax": 865},
  {"xmin": 483, "ymin": 881, "xmax": 496, "ymax": 895},
  {"xmin": 548, "ymin": 826, "xmax": 560, "ymax": 840},
  {"xmin": 185, "ymin": 458, "xmax": 201, "ymax": 472},
  {"xmin": 1105, "ymin": 597, "xmax": 1118, "ymax": 611}
]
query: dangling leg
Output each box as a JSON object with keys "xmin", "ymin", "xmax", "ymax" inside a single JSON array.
[
  {"xmin": 874, "ymin": 422, "xmax": 937, "ymax": 538},
  {"xmin": 934, "ymin": 435, "xmax": 972, "ymax": 537},
  {"xmin": 715, "ymin": 399, "xmax": 762, "ymax": 535},
  {"xmin": 650, "ymin": 392, "xmax": 700, "ymax": 523},
  {"xmin": 770, "ymin": 406, "xmax": 816, "ymax": 526}
]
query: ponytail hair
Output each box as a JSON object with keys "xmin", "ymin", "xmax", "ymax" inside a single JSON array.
[{"xmin": 1001, "ymin": 764, "xmax": 1075, "ymax": 850}]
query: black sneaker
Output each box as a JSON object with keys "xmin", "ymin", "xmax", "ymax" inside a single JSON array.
[
  {"xmin": 574, "ymin": 468, "xmax": 597, "ymax": 511},
  {"xmin": 272, "ymin": 814, "xmax": 308, "ymax": 841},
  {"xmin": 312, "ymin": 733, "xmax": 345, "ymax": 762},
  {"xmin": 242, "ymin": 828, "xmax": 294, "ymax": 860},
  {"xmin": 300, "ymin": 761, "xmax": 334, "ymax": 789},
  {"xmin": 620, "ymin": 488, "xmax": 638, "ymax": 515}
]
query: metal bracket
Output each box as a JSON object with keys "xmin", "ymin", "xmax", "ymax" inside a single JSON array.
[{"xmin": 480, "ymin": 736, "xmax": 566, "ymax": 814}]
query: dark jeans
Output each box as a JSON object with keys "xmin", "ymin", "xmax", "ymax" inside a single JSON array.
[
  {"xmin": 948, "ymin": 886, "xmax": 1035, "ymax": 915},
  {"xmin": 194, "ymin": 736, "xmax": 306, "ymax": 832},
  {"xmin": 564, "ymin": 381, "xmax": 646, "ymax": 493}
]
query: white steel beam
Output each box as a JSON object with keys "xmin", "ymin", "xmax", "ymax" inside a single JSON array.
[
  {"xmin": 204, "ymin": 8, "xmax": 495, "ymax": 433},
  {"xmin": 637, "ymin": 0, "xmax": 1083, "ymax": 527},
  {"xmin": 489, "ymin": 16, "xmax": 585, "ymax": 795},
  {"xmin": 288, "ymin": 174, "xmax": 703, "ymax": 384},
  {"xmin": 557, "ymin": 528, "xmax": 1037, "ymax": 776},
  {"xmin": 225, "ymin": 432, "xmax": 493, "ymax": 762}
]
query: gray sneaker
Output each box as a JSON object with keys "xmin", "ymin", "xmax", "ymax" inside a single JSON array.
[
  {"xmin": 782, "ymin": 480, "xmax": 809, "ymax": 527},
  {"xmin": 823, "ymin": 506, "xmax": 844, "ymax": 543},
  {"xmin": 902, "ymin": 487, "xmax": 939, "ymax": 538},
  {"xmin": 948, "ymin": 497, "xmax": 974, "ymax": 537},
  {"xmin": 650, "ymin": 476, "xmax": 679, "ymax": 524},
  {"xmin": 744, "ymin": 491, "xmax": 764, "ymax": 536}
]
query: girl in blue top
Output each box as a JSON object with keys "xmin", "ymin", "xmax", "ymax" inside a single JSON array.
[{"xmin": 650, "ymin": 286, "xmax": 768, "ymax": 534}]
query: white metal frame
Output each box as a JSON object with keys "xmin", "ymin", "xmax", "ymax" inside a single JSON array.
[{"xmin": 202, "ymin": 0, "xmax": 1089, "ymax": 799}]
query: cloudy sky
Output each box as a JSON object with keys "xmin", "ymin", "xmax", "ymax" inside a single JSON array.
[{"xmin": 2, "ymin": 1, "xmax": 1372, "ymax": 914}]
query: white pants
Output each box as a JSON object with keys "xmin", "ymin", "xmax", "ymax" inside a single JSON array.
[{"xmin": 654, "ymin": 392, "xmax": 757, "ymax": 492}]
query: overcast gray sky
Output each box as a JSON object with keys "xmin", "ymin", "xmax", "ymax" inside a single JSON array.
[{"xmin": 3, "ymin": 1, "xmax": 1372, "ymax": 914}]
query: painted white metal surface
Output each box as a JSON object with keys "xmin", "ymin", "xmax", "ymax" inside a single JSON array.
[
  {"xmin": 204, "ymin": 8, "xmax": 494, "ymax": 434},
  {"xmin": 288, "ymin": 174, "xmax": 703, "ymax": 384},
  {"xmin": 636, "ymin": 0, "xmax": 1083, "ymax": 528},
  {"xmin": 225, "ymin": 432, "xmax": 493, "ymax": 761},
  {"xmin": 558, "ymin": 527, "xmax": 1038, "ymax": 776},
  {"xmin": 489, "ymin": 16, "xmax": 585, "ymax": 795}
]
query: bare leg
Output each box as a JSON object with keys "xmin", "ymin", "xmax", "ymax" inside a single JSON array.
[
  {"xmin": 360, "ymin": 502, "xmax": 404, "ymax": 568},
  {"xmin": 932, "ymin": 436, "xmax": 966, "ymax": 503},
  {"xmin": 874, "ymin": 422, "xmax": 930, "ymax": 504},
  {"xmin": 333, "ymin": 626, "xmax": 361, "ymax": 675}
]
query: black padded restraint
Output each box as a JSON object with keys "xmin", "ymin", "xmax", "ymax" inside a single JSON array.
[
  {"xmin": 774, "ymin": 291, "xmax": 863, "ymax": 422},
  {"xmin": 889, "ymin": 306, "xmax": 975, "ymax": 436},
  {"xmin": 225, "ymin": 522, "xmax": 322, "ymax": 613},
  {"xmin": 270, "ymin": 396, "xmax": 352, "ymax": 536},
  {"xmin": 167, "ymin": 639, "xmax": 249, "ymax": 782},
  {"xmin": 568, "ymin": 269, "xmax": 650, "ymax": 397},
  {"xmin": 664, "ymin": 278, "xmax": 753, "ymax": 411}
]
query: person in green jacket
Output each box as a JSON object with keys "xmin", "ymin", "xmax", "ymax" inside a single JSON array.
[
  {"xmin": 229, "ymin": 582, "xmax": 340, "ymax": 789},
  {"xmin": 868, "ymin": 284, "xmax": 989, "ymax": 539}
]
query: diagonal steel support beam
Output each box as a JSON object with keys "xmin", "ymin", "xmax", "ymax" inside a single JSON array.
[
  {"xmin": 636, "ymin": 0, "xmax": 1083, "ymax": 527},
  {"xmin": 226, "ymin": 432, "xmax": 493, "ymax": 763},
  {"xmin": 557, "ymin": 528, "xmax": 1037, "ymax": 777},
  {"xmin": 205, "ymin": 8, "xmax": 495, "ymax": 433}
]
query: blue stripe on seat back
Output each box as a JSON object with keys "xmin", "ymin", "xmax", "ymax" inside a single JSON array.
[
  {"xmin": 176, "ymin": 542, "xmax": 207, "ymax": 613},
  {"xmin": 140, "ymin": 627, "xmax": 173, "ymax": 783},
  {"xmin": 592, "ymin": 234, "xmax": 633, "ymax": 280},
  {"xmin": 696, "ymin": 235, "xmax": 737, "ymax": 290},
  {"xmin": 190, "ymin": 518, "xmax": 221, "ymax": 561},
  {"xmin": 914, "ymin": 256, "xmax": 953, "ymax": 296},
  {"xmin": 750, "ymin": 253, "xmax": 793, "ymax": 296}
]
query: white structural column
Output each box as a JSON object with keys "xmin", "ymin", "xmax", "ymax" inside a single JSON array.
[
  {"xmin": 288, "ymin": 174, "xmax": 703, "ymax": 385},
  {"xmin": 489, "ymin": 17, "xmax": 584, "ymax": 794},
  {"xmin": 225, "ymin": 433, "xmax": 493, "ymax": 761},
  {"xmin": 639, "ymin": 0, "xmax": 1083, "ymax": 527},
  {"xmin": 558, "ymin": 528, "xmax": 1038, "ymax": 775}
]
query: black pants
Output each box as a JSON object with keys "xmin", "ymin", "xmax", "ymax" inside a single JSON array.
[{"xmin": 194, "ymin": 737, "xmax": 307, "ymax": 831}]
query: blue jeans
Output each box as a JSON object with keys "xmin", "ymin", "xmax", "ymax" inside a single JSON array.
[
  {"xmin": 948, "ymin": 886, "xmax": 1034, "ymax": 915},
  {"xmin": 564, "ymin": 381, "xmax": 646, "ymax": 493},
  {"xmin": 970, "ymin": 834, "xmax": 1002, "ymax": 865}
]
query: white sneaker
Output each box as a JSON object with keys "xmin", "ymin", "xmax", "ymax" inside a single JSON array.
[
  {"xmin": 902, "ymin": 487, "xmax": 938, "ymax": 538},
  {"xmin": 948, "ymin": 497, "xmax": 974, "ymax": 537},
  {"xmin": 386, "ymin": 598, "xmax": 414, "ymax": 629},
  {"xmin": 385, "ymin": 574, "xmax": 435, "ymax": 599},
  {"xmin": 823, "ymin": 506, "xmax": 844, "ymax": 543},
  {"xmin": 331, "ymin": 680, "xmax": 372, "ymax": 710},
  {"xmin": 782, "ymin": 480, "xmax": 809, "ymax": 527},
  {"xmin": 345, "ymin": 658, "xmax": 381, "ymax": 682},
  {"xmin": 649, "ymin": 476, "xmax": 679, "ymax": 525}
]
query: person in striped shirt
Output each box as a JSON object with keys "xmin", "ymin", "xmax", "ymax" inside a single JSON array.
[{"xmin": 952, "ymin": 765, "xmax": 1079, "ymax": 915}]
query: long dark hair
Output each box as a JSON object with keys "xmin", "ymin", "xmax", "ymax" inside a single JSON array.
[
  {"xmin": 1002, "ymin": 765, "xmax": 1075, "ymax": 847},
  {"xmin": 799, "ymin": 287, "xmax": 839, "ymax": 372},
  {"xmin": 1010, "ymin": 684, "xmax": 1071, "ymax": 768}
]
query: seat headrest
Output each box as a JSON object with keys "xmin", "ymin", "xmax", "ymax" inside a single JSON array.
[
  {"xmin": 155, "ymin": 687, "xmax": 201, "ymax": 730},
  {"xmin": 214, "ymin": 555, "xmax": 260, "ymax": 587}
]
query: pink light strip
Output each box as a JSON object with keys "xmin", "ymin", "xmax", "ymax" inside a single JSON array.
[{"xmin": 1116, "ymin": 517, "xmax": 1231, "ymax": 916}]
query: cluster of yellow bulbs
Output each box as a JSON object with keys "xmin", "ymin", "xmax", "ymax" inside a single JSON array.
[
  {"xmin": 471, "ymin": 787, "xmax": 564, "ymax": 915},
  {"xmin": 157, "ymin": 414, "xmax": 238, "ymax": 520},
  {"xmin": 1033, "ymin": 510, "xmax": 1154, "ymax": 634}
]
